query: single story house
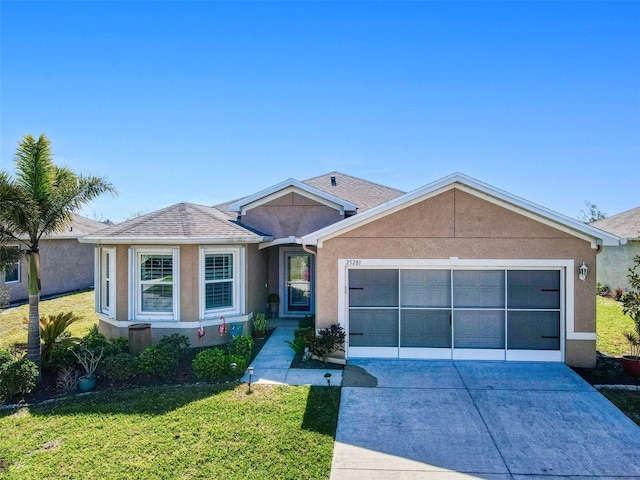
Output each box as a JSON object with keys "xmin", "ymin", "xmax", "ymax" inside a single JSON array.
[
  {"xmin": 591, "ymin": 207, "xmax": 640, "ymax": 291},
  {"xmin": 2, "ymin": 214, "xmax": 108, "ymax": 304},
  {"xmin": 81, "ymin": 172, "xmax": 620, "ymax": 367}
]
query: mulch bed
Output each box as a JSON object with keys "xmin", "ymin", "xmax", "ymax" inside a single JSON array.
[{"xmin": 572, "ymin": 353, "xmax": 640, "ymax": 386}]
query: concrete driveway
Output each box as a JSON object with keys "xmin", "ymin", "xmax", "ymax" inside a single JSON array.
[{"xmin": 331, "ymin": 360, "xmax": 640, "ymax": 479}]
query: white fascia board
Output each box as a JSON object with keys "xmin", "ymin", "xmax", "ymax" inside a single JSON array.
[
  {"xmin": 258, "ymin": 236, "xmax": 301, "ymax": 250},
  {"xmin": 227, "ymin": 178, "xmax": 356, "ymax": 214},
  {"xmin": 79, "ymin": 236, "xmax": 272, "ymax": 245},
  {"xmin": 302, "ymin": 172, "xmax": 622, "ymax": 248}
]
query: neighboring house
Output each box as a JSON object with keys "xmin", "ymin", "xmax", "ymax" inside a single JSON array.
[
  {"xmin": 1, "ymin": 214, "xmax": 108, "ymax": 304},
  {"xmin": 591, "ymin": 207, "xmax": 640, "ymax": 291},
  {"xmin": 81, "ymin": 172, "xmax": 619, "ymax": 368}
]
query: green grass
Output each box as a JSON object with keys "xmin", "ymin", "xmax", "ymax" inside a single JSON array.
[
  {"xmin": 596, "ymin": 296, "xmax": 635, "ymax": 357},
  {"xmin": 0, "ymin": 290, "xmax": 98, "ymax": 350},
  {"xmin": 0, "ymin": 383, "xmax": 340, "ymax": 479},
  {"xmin": 600, "ymin": 389, "xmax": 640, "ymax": 426}
]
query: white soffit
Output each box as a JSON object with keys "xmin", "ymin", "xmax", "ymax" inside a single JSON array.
[
  {"xmin": 227, "ymin": 178, "xmax": 357, "ymax": 215},
  {"xmin": 301, "ymin": 173, "xmax": 621, "ymax": 248}
]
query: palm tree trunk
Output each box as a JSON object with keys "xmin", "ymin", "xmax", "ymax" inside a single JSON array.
[{"xmin": 26, "ymin": 251, "xmax": 41, "ymax": 379}]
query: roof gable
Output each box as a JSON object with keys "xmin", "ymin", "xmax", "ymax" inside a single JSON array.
[
  {"xmin": 227, "ymin": 178, "xmax": 357, "ymax": 215},
  {"xmin": 301, "ymin": 173, "xmax": 621, "ymax": 248}
]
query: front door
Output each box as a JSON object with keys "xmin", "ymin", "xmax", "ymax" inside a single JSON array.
[{"xmin": 284, "ymin": 252, "xmax": 313, "ymax": 315}]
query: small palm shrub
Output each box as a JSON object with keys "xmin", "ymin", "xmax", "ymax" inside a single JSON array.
[
  {"xmin": 40, "ymin": 312, "xmax": 81, "ymax": 368},
  {"xmin": 0, "ymin": 356, "xmax": 38, "ymax": 402},
  {"xmin": 622, "ymin": 256, "xmax": 640, "ymax": 358}
]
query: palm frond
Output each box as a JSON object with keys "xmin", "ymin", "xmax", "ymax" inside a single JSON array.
[{"xmin": 14, "ymin": 134, "xmax": 56, "ymax": 204}]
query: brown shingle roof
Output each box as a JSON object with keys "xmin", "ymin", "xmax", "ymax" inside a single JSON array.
[
  {"xmin": 45, "ymin": 214, "xmax": 109, "ymax": 239},
  {"xmin": 591, "ymin": 206, "xmax": 640, "ymax": 239},
  {"xmin": 84, "ymin": 203, "xmax": 267, "ymax": 241},
  {"xmin": 213, "ymin": 171, "xmax": 405, "ymax": 215},
  {"xmin": 302, "ymin": 172, "xmax": 405, "ymax": 212}
]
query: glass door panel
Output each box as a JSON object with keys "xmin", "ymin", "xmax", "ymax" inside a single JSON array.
[{"xmin": 285, "ymin": 253, "xmax": 312, "ymax": 314}]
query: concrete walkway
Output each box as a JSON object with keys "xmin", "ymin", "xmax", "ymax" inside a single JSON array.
[
  {"xmin": 241, "ymin": 321, "xmax": 343, "ymax": 387},
  {"xmin": 331, "ymin": 359, "xmax": 640, "ymax": 479}
]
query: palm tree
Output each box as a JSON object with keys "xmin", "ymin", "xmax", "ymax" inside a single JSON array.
[{"xmin": 0, "ymin": 134, "xmax": 115, "ymax": 376}]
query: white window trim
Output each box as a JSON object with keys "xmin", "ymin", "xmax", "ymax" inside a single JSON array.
[
  {"xmin": 338, "ymin": 258, "xmax": 575, "ymax": 362},
  {"xmin": 199, "ymin": 246, "xmax": 244, "ymax": 320},
  {"xmin": 4, "ymin": 245, "xmax": 20, "ymax": 284},
  {"xmin": 95, "ymin": 246, "xmax": 117, "ymax": 319},
  {"xmin": 129, "ymin": 246, "xmax": 180, "ymax": 322}
]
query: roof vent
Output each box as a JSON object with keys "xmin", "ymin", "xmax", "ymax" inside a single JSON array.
[{"xmin": 330, "ymin": 176, "xmax": 337, "ymax": 186}]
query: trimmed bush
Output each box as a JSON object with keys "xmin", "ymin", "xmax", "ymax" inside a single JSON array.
[
  {"xmin": 48, "ymin": 344, "xmax": 79, "ymax": 371},
  {"xmin": 0, "ymin": 349, "xmax": 12, "ymax": 368},
  {"xmin": 192, "ymin": 348, "xmax": 228, "ymax": 381},
  {"xmin": 158, "ymin": 334, "xmax": 190, "ymax": 357},
  {"xmin": 138, "ymin": 345, "xmax": 179, "ymax": 378},
  {"xmin": 0, "ymin": 357, "xmax": 38, "ymax": 402},
  {"xmin": 102, "ymin": 352, "xmax": 140, "ymax": 380},
  {"xmin": 228, "ymin": 335, "xmax": 253, "ymax": 360}
]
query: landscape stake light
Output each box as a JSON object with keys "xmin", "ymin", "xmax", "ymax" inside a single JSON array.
[
  {"xmin": 324, "ymin": 372, "xmax": 332, "ymax": 387},
  {"xmin": 247, "ymin": 366, "xmax": 254, "ymax": 393},
  {"xmin": 578, "ymin": 262, "xmax": 588, "ymax": 281}
]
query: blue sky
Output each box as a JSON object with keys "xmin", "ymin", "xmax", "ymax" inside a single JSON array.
[{"xmin": 1, "ymin": 1, "xmax": 638, "ymax": 223}]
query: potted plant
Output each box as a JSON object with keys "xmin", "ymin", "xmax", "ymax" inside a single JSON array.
[
  {"xmin": 253, "ymin": 312, "xmax": 269, "ymax": 339},
  {"xmin": 71, "ymin": 345, "xmax": 104, "ymax": 392},
  {"xmin": 621, "ymin": 255, "xmax": 640, "ymax": 378},
  {"xmin": 267, "ymin": 293, "xmax": 280, "ymax": 317}
]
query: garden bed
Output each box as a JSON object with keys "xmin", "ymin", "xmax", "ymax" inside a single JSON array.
[{"xmin": 11, "ymin": 330, "xmax": 274, "ymax": 406}]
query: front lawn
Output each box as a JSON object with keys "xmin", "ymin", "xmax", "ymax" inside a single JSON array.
[
  {"xmin": 600, "ymin": 388, "xmax": 640, "ymax": 427},
  {"xmin": 596, "ymin": 296, "xmax": 635, "ymax": 357},
  {"xmin": 0, "ymin": 290, "xmax": 98, "ymax": 350},
  {"xmin": 0, "ymin": 383, "xmax": 340, "ymax": 480}
]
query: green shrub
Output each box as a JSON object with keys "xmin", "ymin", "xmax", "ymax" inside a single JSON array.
[
  {"xmin": 228, "ymin": 335, "xmax": 253, "ymax": 360},
  {"xmin": 109, "ymin": 337, "xmax": 129, "ymax": 355},
  {"xmin": 102, "ymin": 352, "xmax": 140, "ymax": 381},
  {"xmin": 158, "ymin": 333, "xmax": 190, "ymax": 357},
  {"xmin": 597, "ymin": 282, "xmax": 609, "ymax": 296},
  {"xmin": 0, "ymin": 349, "xmax": 12, "ymax": 368},
  {"xmin": 192, "ymin": 348, "xmax": 228, "ymax": 381},
  {"xmin": 47, "ymin": 344, "xmax": 79, "ymax": 371},
  {"xmin": 299, "ymin": 315, "xmax": 315, "ymax": 329},
  {"xmin": 138, "ymin": 345, "xmax": 179, "ymax": 378},
  {"xmin": 227, "ymin": 354, "xmax": 248, "ymax": 373},
  {"xmin": 0, "ymin": 357, "xmax": 38, "ymax": 402}
]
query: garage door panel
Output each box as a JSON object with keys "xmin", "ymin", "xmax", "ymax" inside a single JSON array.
[
  {"xmin": 453, "ymin": 271, "xmax": 505, "ymax": 308},
  {"xmin": 400, "ymin": 309, "xmax": 451, "ymax": 348},
  {"xmin": 349, "ymin": 309, "xmax": 399, "ymax": 347},
  {"xmin": 349, "ymin": 269, "xmax": 399, "ymax": 307},
  {"xmin": 508, "ymin": 270, "xmax": 560, "ymax": 309},
  {"xmin": 401, "ymin": 270, "xmax": 451, "ymax": 308},
  {"xmin": 507, "ymin": 311, "xmax": 560, "ymax": 350},
  {"xmin": 454, "ymin": 310, "xmax": 505, "ymax": 349}
]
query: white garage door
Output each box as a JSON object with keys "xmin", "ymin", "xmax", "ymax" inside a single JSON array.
[{"xmin": 346, "ymin": 267, "xmax": 563, "ymax": 362}]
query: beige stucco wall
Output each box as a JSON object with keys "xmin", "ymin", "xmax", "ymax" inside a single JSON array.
[
  {"xmin": 241, "ymin": 192, "xmax": 343, "ymax": 238},
  {"xmin": 315, "ymin": 189, "xmax": 598, "ymax": 367},
  {"xmin": 596, "ymin": 241, "xmax": 639, "ymax": 291},
  {"xmin": 2, "ymin": 239, "xmax": 96, "ymax": 303},
  {"xmin": 246, "ymin": 243, "xmax": 269, "ymax": 316}
]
